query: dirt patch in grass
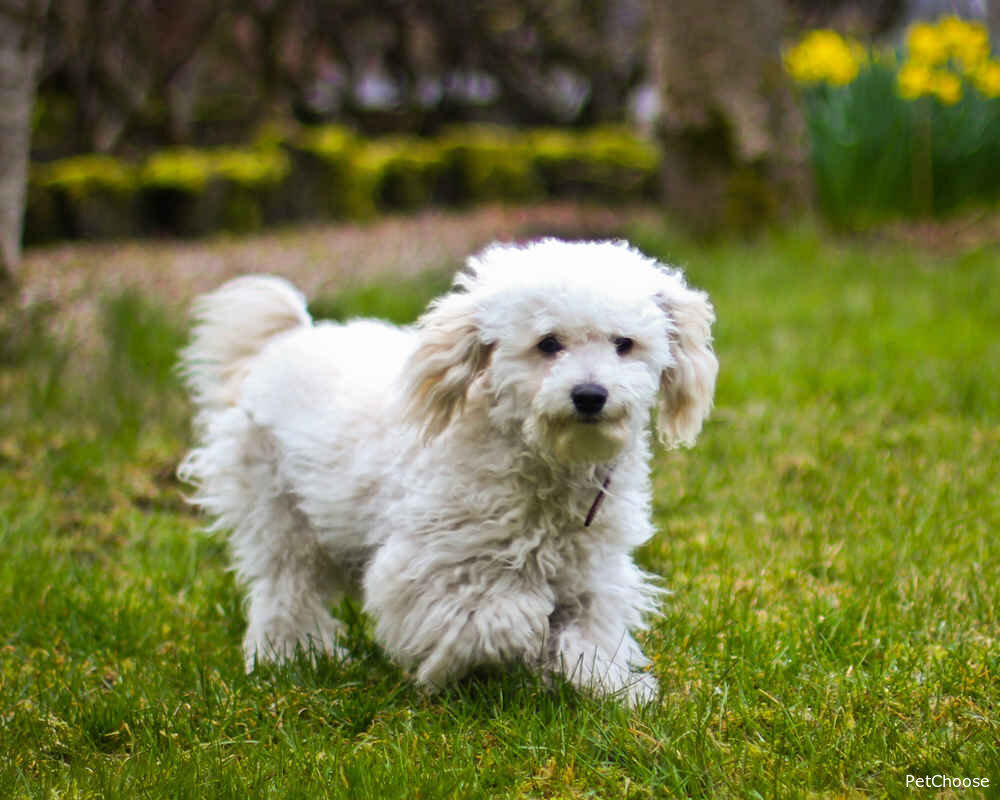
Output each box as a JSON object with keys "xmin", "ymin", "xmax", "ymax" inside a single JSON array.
[{"xmin": 15, "ymin": 203, "xmax": 659, "ymax": 347}]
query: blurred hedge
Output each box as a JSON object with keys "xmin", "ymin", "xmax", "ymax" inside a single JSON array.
[{"xmin": 25, "ymin": 125, "xmax": 660, "ymax": 243}]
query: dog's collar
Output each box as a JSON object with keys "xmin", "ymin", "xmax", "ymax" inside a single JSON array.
[{"xmin": 584, "ymin": 467, "xmax": 614, "ymax": 527}]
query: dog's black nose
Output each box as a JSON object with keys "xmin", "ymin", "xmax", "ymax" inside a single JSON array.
[{"xmin": 571, "ymin": 383, "xmax": 608, "ymax": 415}]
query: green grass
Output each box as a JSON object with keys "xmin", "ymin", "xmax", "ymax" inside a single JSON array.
[
  {"xmin": 307, "ymin": 270, "xmax": 455, "ymax": 325},
  {"xmin": 2, "ymin": 225, "xmax": 998, "ymax": 798}
]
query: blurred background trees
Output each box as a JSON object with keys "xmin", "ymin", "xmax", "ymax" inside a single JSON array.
[
  {"xmin": 32, "ymin": 0, "xmax": 651, "ymax": 158},
  {"xmin": 34, "ymin": 0, "xmax": 962, "ymax": 159}
]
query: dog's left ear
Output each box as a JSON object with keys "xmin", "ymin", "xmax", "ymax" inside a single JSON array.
[
  {"xmin": 654, "ymin": 272, "xmax": 719, "ymax": 449},
  {"xmin": 404, "ymin": 289, "xmax": 494, "ymax": 439}
]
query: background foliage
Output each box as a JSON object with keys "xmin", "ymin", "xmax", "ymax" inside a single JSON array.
[
  {"xmin": 24, "ymin": 2, "xmax": 1000, "ymax": 237},
  {"xmin": 34, "ymin": 0, "xmax": 650, "ymax": 156},
  {"xmin": 25, "ymin": 125, "xmax": 659, "ymax": 243}
]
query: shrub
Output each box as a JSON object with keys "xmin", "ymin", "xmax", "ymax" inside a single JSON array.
[
  {"xmin": 345, "ymin": 138, "xmax": 448, "ymax": 217},
  {"xmin": 288, "ymin": 126, "xmax": 359, "ymax": 218},
  {"xmin": 289, "ymin": 128, "xmax": 449, "ymax": 218},
  {"xmin": 529, "ymin": 126, "xmax": 660, "ymax": 200},
  {"xmin": 28, "ymin": 155, "xmax": 140, "ymax": 241},
  {"xmin": 785, "ymin": 17, "xmax": 1000, "ymax": 226},
  {"xmin": 139, "ymin": 146, "xmax": 290, "ymax": 234},
  {"xmin": 436, "ymin": 126, "xmax": 542, "ymax": 205},
  {"xmin": 26, "ymin": 125, "xmax": 661, "ymax": 242}
]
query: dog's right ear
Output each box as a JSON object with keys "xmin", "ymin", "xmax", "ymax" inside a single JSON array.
[{"xmin": 404, "ymin": 289, "xmax": 494, "ymax": 439}]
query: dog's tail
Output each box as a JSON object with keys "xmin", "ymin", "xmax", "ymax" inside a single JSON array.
[{"xmin": 180, "ymin": 275, "xmax": 311, "ymax": 411}]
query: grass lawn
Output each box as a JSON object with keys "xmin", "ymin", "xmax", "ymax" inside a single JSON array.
[{"xmin": 1, "ymin": 222, "xmax": 997, "ymax": 798}]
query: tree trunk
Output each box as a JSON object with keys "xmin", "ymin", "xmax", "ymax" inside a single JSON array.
[
  {"xmin": 648, "ymin": 0, "xmax": 808, "ymax": 235},
  {"xmin": 0, "ymin": 0, "xmax": 49, "ymax": 289}
]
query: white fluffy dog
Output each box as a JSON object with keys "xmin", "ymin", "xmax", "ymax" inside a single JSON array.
[{"xmin": 179, "ymin": 238, "xmax": 717, "ymax": 705}]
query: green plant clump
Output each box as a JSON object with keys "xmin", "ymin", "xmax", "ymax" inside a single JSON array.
[{"xmin": 786, "ymin": 17, "xmax": 1000, "ymax": 225}]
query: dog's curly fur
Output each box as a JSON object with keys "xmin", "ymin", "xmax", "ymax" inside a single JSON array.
[{"xmin": 179, "ymin": 238, "xmax": 717, "ymax": 705}]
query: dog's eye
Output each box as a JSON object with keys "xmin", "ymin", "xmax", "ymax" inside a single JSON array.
[
  {"xmin": 537, "ymin": 335, "xmax": 563, "ymax": 355},
  {"xmin": 615, "ymin": 337, "xmax": 634, "ymax": 356}
]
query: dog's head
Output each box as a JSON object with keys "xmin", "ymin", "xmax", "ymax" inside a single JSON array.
[{"xmin": 404, "ymin": 239, "xmax": 718, "ymax": 464}]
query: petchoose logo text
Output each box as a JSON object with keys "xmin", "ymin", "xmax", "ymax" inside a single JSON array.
[{"xmin": 906, "ymin": 774, "xmax": 990, "ymax": 790}]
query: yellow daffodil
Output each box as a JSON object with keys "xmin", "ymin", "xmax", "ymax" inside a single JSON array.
[
  {"xmin": 897, "ymin": 63, "xmax": 962, "ymax": 104},
  {"xmin": 788, "ymin": 18, "xmax": 997, "ymax": 105},
  {"xmin": 905, "ymin": 16, "xmax": 990, "ymax": 73},
  {"xmin": 972, "ymin": 59, "xmax": 1000, "ymax": 98},
  {"xmin": 906, "ymin": 22, "xmax": 951, "ymax": 66},
  {"xmin": 937, "ymin": 16, "xmax": 989, "ymax": 72},
  {"xmin": 930, "ymin": 71, "xmax": 962, "ymax": 104},
  {"xmin": 784, "ymin": 30, "xmax": 864, "ymax": 87},
  {"xmin": 897, "ymin": 63, "xmax": 930, "ymax": 99}
]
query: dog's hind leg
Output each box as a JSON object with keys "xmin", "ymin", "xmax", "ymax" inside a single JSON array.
[
  {"xmin": 234, "ymin": 480, "xmax": 350, "ymax": 672},
  {"xmin": 181, "ymin": 408, "xmax": 350, "ymax": 671},
  {"xmin": 240, "ymin": 532, "xmax": 351, "ymax": 672}
]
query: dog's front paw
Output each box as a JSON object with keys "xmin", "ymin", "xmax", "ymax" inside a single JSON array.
[
  {"xmin": 617, "ymin": 669, "xmax": 659, "ymax": 708},
  {"xmin": 410, "ymin": 599, "xmax": 552, "ymax": 690},
  {"xmin": 550, "ymin": 628, "xmax": 658, "ymax": 707}
]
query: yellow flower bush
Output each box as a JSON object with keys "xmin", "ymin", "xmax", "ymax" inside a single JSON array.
[
  {"xmin": 974, "ymin": 60, "xmax": 1000, "ymax": 98},
  {"xmin": 785, "ymin": 15, "xmax": 1000, "ymax": 224},
  {"xmin": 897, "ymin": 62, "xmax": 963, "ymax": 104},
  {"xmin": 899, "ymin": 16, "xmax": 997, "ymax": 103},
  {"xmin": 905, "ymin": 21, "xmax": 951, "ymax": 66},
  {"xmin": 786, "ymin": 16, "xmax": 1000, "ymax": 104},
  {"xmin": 783, "ymin": 30, "xmax": 864, "ymax": 87},
  {"xmin": 906, "ymin": 16, "xmax": 989, "ymax": 71}
]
